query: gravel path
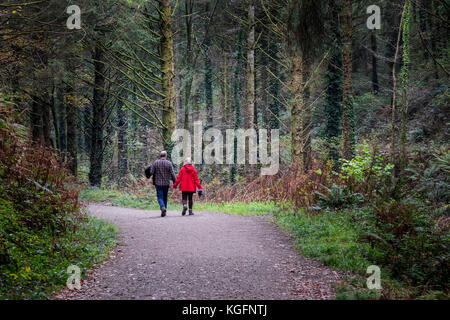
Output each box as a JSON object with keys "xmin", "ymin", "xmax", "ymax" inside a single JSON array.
[{"xmin": 57, "ymin": 204, "xmax": 341, "ymax": 300}]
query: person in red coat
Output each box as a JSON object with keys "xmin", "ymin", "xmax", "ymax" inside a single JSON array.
[{"xmin": 173, "ymin": 157, "xmax": 203, "ymax": 215}]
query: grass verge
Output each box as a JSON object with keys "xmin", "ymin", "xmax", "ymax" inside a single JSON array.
[
  {"xmin": 79, "ymin": 187, "xmax": 278, "ymax": 215},
  {"xmin": 0, "ymin": 214, "xmax": 117, "ymax": 300},
  {"xmin": 273, "ymin": 208, "xmax": 435, "ymax": 299}
]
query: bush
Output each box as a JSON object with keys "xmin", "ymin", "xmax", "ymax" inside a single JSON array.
[
  {"xmin": 315, "ymin": 183, "xmax": 364, "ymax": 210},
  {"xmin": 367, "ymin": 201, "xmax": 450, "ymax": 291},
  {"xmin": 341, "ymin": 143, "xmax": 394, "ymax": 201},
  {"xmin": 406, "ymin": 147, "xmax": 450, "ymax": 215},
  {"xmin": 0, "ymin": 99, "xmax": 115, "ymax": 299},
  {"xmin": 0, "ymin": 212, "xmax": 117, "ymax": 299},
  {"xmin": 184, "ymin": 159, "xmax": 334, "ymax": 211},
  {"xmin": 0, "ymin": 101, "xmax": 80, "ymax": 236}
]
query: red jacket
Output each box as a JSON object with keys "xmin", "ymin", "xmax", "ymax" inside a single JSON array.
[{"xmin": 173, "ymin": 164, "xmax": 202, "ymax": 192}]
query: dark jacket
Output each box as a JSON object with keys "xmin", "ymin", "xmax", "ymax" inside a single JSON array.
[
  {"xmin": 173, "ymin": 164, "xmax": 202, "ymax": 192},
  {"xmin": 146, "ymin": 159, "xmax": 176, "ymax": 186}
]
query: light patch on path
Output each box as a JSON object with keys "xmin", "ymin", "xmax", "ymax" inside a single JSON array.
[{"xmin": 57, "ymin": 205, "xmax": 341, "ymax": 300}]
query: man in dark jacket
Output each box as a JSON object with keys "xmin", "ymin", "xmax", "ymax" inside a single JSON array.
[{"xmin": 145, "ymin": 151, "xmax": 176, "ymax": 217}]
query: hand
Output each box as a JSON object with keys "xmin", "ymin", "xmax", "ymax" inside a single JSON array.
[{"xmin": 197, "ymin": 189, "xmax": 203, "ymax": 197}]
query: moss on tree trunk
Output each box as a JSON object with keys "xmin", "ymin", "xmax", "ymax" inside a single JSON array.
[
  {"xmin": 158, "ymin": 0, "xmax": 176, "ymax": 155},
  {"xmin": 341, "ymin": 0, "xmax": 355, "ymax": 160}
]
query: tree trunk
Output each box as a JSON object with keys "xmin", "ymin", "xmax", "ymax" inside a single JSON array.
[
  {"xmin": 230, "ymin": 30, "xmax": 244, "ymax": 183},
  {"xmin": 193, "ymin": 89, "xmax": 200, "ymax": 123},
  {"xmin": 289, "ymin": 50, "xmax": 305, "ymax": 172},
  {"xmin": 57, "ymin": 87, "xmax": 67, "ymax": 154},
  {"xmin": 268, "ymin": 37, "xmax": 280, "ymax": 130},
  {"xmin": 324, "ymin": 0, "xmax": 343, "ymax": 169},
  {"xmin": 302, "ymin": 61, "xmax": 312, "ymax": 171},
  {"xmin": 66, "ymin": 84, "xmax": 78, "ymax": 176},
  {"xmin": 245, "ymin": 0, "xmax": 255, "ymax": 130},
  {"xmin": 391, "ymin": 0, "xmax": 408, "ymax": 173},
  {"xmin": 399, "ymin": 0, "xmax": 412, "ymax": 171},
  {"xmin": 183, "ymin": 0, "xmax": 194, "ymax": 132},
  {"xmin": 385, "ymin": 0, "xmax": 401, "ymax": 102},
  {"xmin": 89, "ymin": 43, "xmax": 106, "ymax": 186},
  {"xmin": 371, "ymin": 30, "xmax": 379, "ymax": 94},
  {"xmin": 50, "ymin": 84, "xmax": 60, "ymax": 150},
  {"xmin": 430, "ymin": 0, "xmax": 439, "ymax": 79},
  {"xmin": 419, "ymin": 0, "xmax": 430, "ymax": 60},
  {"xmin": 203, "ymin": 2, "xmax": 213, "ymax": 130},
  {"xmin": 83, "ymin": 103, "xmax": 92, "ymax": 159},
  {"xmin": 341, "ymin": 0, "xmax": 355, "ymax": 160},
  {"xmin": 158, "ymin": 0, "xmax": 176, "ymax": 155},
  {"xmin": 31, "ymin": 99, "xmax": 42, "ymax": 144},
  {"xmin": 204, "ymin": 56, "xmax": 213, "ymax": 129},
  {"xmin": 117, "ymin": 102, "xmax": 128, "ymax": 186},
  {"xmin": 260, "ymin": 36, "xmax": 269, "ymax": 128},
  {"xmin": 221, "ymin": 53, "xmax": 229, "ymax": 124},
  {"xmin": 41, "ymin": 91, "xmax": 53, "ymax": 148}
]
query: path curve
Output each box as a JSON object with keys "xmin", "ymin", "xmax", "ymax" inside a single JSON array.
[{"xmin": 57, "ymin": 205, "xmax": 341, "ymax": 300}]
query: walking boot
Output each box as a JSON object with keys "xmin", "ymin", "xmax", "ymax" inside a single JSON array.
[
  {"xmin": 188, "ymin": 209, "xmax": 194, "ymax": 216},
  {"xmin": 161, "ymin": 207, "xmax": 166, "ymax": 217},
  {"xmin": 182, "ymin": 204, "xmax": 187, "ymax": 216}
]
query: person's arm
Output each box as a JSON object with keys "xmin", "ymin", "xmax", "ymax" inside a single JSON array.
[
  {"xmin": 150, "ymin": 162, "xmax": 155, "ymax": 176},
  {"xmin": 173, "ymin": 169, "xmax": 182, "ymax": 188},
  {"xmin": 170, "ymin": 163, "xmax": 176, "ymax": 183},
  {"xmin": 193, "ymin": 169, "xmax": 202, "ymax": 190}
]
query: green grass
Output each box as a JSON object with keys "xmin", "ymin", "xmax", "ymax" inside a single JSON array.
[
  {"xmin": 194, "ymin": 201, "xmax": 279, "ymax": 215},
  {"xmin": 0, "ymin": 215, "xmax": 117, "ymax": 300},
  {"xmin": 79, "ymin": 187, "xmax": 279, "ymax": 215},
  {"xmin": 80, "ymin": 187, "xmax": 160, "ymax": 209},
  {"xmin": 275, "ymin": 209, "xmax": 379, "ymax": 299},
  {"xmin": 79, "ymin": 188, "xmax": 125, "ymax": 203},
  {"xmin": 274, "ymin": 208, "xmax": 417, "ymax": 299},
  {"xmin": 275, "ymin": 209, "xmax": 378, "ymax": 273}
]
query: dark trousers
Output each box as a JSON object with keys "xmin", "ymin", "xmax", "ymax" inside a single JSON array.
[
  {"xmin": 155, "ymin": 185, "xmax": 169, "ymax": 209},
  {"xmin": 182, "ymin": 191, "xmax": 194, "ymax": 209}
]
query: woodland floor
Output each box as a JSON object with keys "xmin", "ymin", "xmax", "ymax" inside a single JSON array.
[{"xmin": 55, "ymin": 204, "xmax": 342, "ymax": 300}]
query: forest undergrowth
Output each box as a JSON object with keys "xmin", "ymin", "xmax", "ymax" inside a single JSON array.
[{"xmin": 0, "ymin": 99, "xmax": 117, "ymax": 299}]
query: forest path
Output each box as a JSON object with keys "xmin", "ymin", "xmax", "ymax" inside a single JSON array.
[{"xmin": 57, "ymin": 204, "xmax": 341, "ymax": 300}]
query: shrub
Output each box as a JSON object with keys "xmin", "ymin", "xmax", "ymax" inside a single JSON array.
[
  {"xmin": 367, "ymin": 201, "xmax": 449, "ymax": 291},
  {"xmin": 315, "ymin": 183, "xmax": 364, "ymax": 210},
  {"xmin": 177, "ymin": 159, "xmax": 335, "ymax": 211},
  {"xmin": 0, "ymin": 99, "xmax": 88, "ymax": 298},
  {"xmin": 341, "ymin": 143, "xmax": 394, "ymax": 201},
  {"xmin": 0, "ymin": 101, "xmax": 80, "ymax": 233},
  {"xmin": 406, "ymin": 147, "xmax": 450, "ymax": 215}
]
